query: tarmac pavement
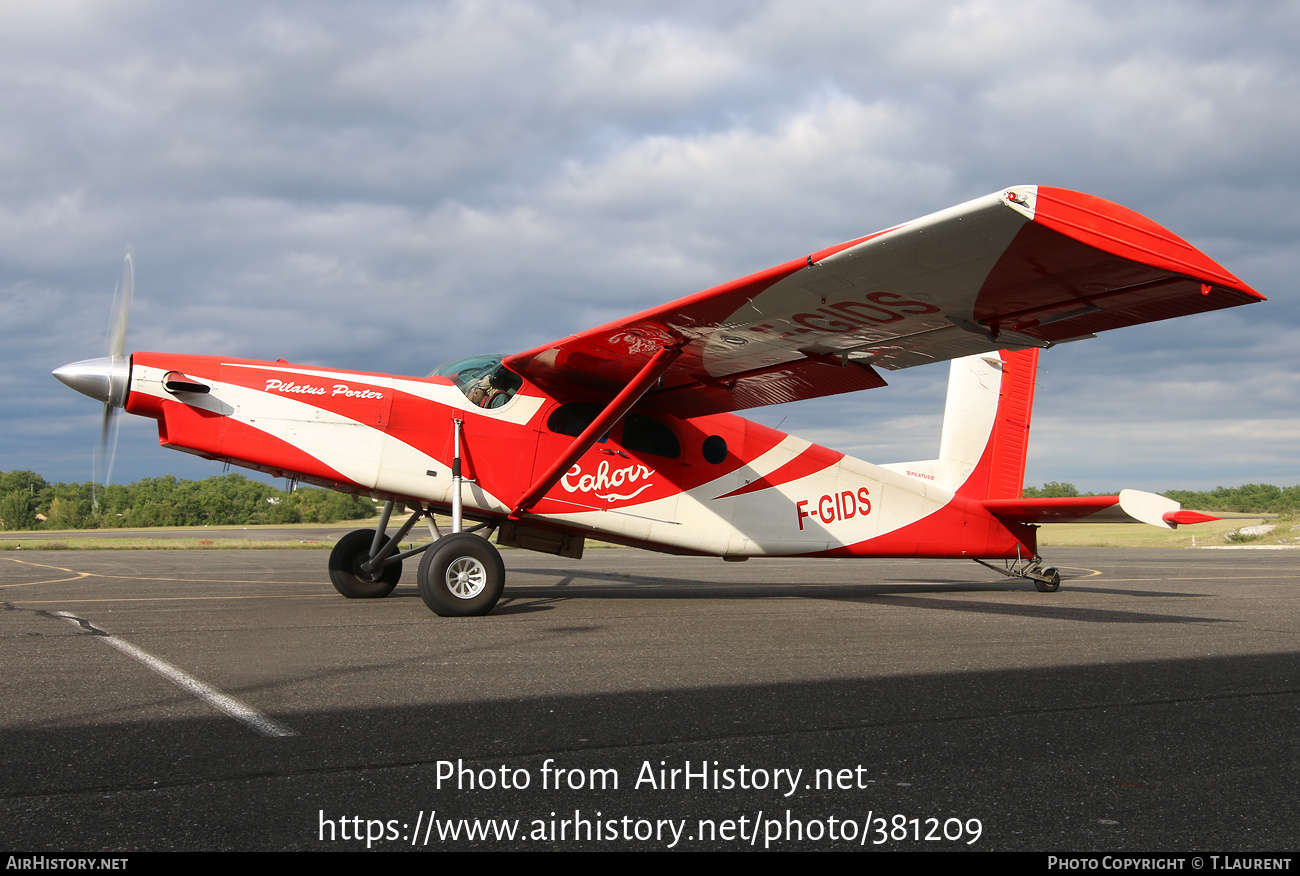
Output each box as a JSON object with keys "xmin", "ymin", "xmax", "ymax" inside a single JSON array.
[{"xmin": 1, "ymin": 545, "xmax": 1296, "ymax": 851}]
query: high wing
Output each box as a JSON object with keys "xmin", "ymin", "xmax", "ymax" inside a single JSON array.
[{"xmin": 504, "ymin": 185, "xmax": 1263, "ymax": 418}]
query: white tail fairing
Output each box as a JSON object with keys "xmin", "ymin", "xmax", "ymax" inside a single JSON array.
[{"xmin": 883, "ymin": 348, "xmax": 1039, "ymax": 499}]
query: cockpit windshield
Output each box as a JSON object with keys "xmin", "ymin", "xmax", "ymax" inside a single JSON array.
[{"xmin": 429, "ymin": 354, "xmax": 523, "ymax": 409}]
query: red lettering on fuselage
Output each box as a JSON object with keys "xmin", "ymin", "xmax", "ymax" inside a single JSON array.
[{"xmin": 797, "ymin": 488, "xmax": 871, "ymax": 529}]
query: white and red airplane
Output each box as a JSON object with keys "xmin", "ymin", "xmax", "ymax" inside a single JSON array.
[{"xmin": 54, "ymin": 185, "xmax": 1262, "ymax": 615}]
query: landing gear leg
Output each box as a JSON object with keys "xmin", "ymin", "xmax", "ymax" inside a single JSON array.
[
  {"xmin": 329, "ymin": 493, "xmax": 505, "ymax": 615},
  {"xmin": 974, "ymin": 553, "xmax": 1061, "ymax": 592},
  {"xmin": 415, "ymin": 418, "xmax": 505, "ymax": 616}
]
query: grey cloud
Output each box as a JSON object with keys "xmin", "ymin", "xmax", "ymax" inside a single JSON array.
[{"xmin": 2, "ymin": 0, "xmax": 1294, "ymax": 490}]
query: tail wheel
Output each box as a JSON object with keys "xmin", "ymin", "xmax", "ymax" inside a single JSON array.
[
  {"xmin": 328, "ymin": 529, "xmax": 401, "ymax": 598},
  {"xmin": 417, "ymin": 533, "xmax": 504, "ymax": 617},
  {"xmin": 1033, "ymin": 566, "xmax": 1061, "ymax": 592}
]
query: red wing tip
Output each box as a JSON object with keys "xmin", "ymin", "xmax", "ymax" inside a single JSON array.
[
  {"xmin": 1163, "ymin": 510, "xmax": 1221, "ymax": 525},
  {"xmin": 1033, "ymin": 186, "xmax": 1260, "ymax": 297}
]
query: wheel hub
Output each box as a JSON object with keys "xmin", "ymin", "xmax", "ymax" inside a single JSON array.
[
  {"xmin": 445, "ymin": 557, "xmax": 487, "ymax": 599},
  {"xmin": 351, "ymin": 554, "xmax": 381, "ymax": 583}
]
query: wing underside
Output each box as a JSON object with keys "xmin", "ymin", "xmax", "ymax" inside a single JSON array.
[{"xmin": 505, "ymin": 186, "xmax": 1262, "ymax": 416}]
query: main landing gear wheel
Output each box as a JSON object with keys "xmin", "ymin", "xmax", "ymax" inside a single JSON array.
[
  {"xmin": 328, "ymin": 529, "xmax": 402, "ymax": 598},
  {"xmin": 417, "ymin": 532, "xmax": 505, "ymax": 617},
  {"xmin": 1033, "ymin": 566, "xmax": 1061, "ymax": 593}
]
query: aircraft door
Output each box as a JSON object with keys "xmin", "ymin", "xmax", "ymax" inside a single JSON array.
[{"xmin": 532, "ymin": 403, "xmax": 683, "ymax": 541}]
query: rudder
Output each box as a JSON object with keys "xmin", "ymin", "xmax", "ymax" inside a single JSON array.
[{"xmin": 980, "ymin": 348, "xmax": 1039, "ymax": 499}]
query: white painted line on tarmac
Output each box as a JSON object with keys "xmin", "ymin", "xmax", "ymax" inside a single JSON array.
[{"xmin": 54, "ymin": 611, "xmax": 298, "ymax": 738}]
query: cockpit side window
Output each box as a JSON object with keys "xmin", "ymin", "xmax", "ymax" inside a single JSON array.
[{"xmin": 429, "ymin": 355, "xmax": 523, "ymax": 409}]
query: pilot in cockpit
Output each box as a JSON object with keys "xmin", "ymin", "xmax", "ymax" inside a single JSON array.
[
  {"xmin": 466, "ymin": 370, "xmax": 513, "ymax": 409},
  {"xmin": 430, "ymin": 354, "xmax": 523, "ymax": 409}
]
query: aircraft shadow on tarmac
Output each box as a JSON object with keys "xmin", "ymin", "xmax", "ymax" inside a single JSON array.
[{"xmin": 443, "ymin": 568, "xmax": 1226, "ymax": 625}]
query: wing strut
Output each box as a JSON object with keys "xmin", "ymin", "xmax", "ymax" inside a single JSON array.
[{"xmin": 510, "ymin": 344, "xmax": 683, "ymax": 518}]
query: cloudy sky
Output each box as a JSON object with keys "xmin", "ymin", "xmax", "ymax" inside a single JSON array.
[{"xmin": 2, "ymin": 0, "xmax": 1295, "ymax": 492}]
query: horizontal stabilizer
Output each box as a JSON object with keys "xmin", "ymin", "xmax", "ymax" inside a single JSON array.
[{"xmin": 984, "ymin": 489, "xmax": 1220, "ymax": 529}]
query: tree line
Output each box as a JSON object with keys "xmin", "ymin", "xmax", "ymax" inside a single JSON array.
[
  {"xmin": 1022, "ymin": 481, "xmax": 1299, "ymax": 514},
  {"xmin": 0, "ymin": 470, "xmax": 377, "ymax": 530}
]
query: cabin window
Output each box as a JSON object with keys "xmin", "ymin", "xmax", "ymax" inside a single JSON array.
[
  {"xmin": 622, "ymin": 413, "xmax": 681, "ymax": 459},
  {"xmin": 702, "ymin": 435, "xmax": 728, "ymax": 464},
  {"xmin": 547, "ymin": 402, "xmax": 608, "ymax": 442},
  {"xmin": 546, "ymin": 404, "xmax": 679, "ymax": 458}
]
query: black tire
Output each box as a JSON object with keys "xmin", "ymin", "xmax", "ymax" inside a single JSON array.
[
  {"xmin": 328, "ymin": 529, "xmax": 401, "ymax": 598},
  {"xmin": 417, "ymin": 533, "xmax": 504, "ymax": 617},
  {"xmin": 1033, "ymin": 567, "xmax": 1061, "ymax": 592}
]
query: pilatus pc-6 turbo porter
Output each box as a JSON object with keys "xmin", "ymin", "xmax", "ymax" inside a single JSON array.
[{"xmin": 55, "ymin": 186, "xmax": 1262, "ymax": 616}]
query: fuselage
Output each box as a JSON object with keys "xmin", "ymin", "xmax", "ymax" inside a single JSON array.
[{"xmin": 121, "ymin": 352, "xmax": 1038, "ymax": 561}]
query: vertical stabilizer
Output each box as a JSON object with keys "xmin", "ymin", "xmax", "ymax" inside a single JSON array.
[
  {"xmin": 947, "ymin": 348, "xmax": 1039, "ymax": 498},
  {"xmin": 884, "ymin": 348, "xmax": 1039, "ymax": 497}
]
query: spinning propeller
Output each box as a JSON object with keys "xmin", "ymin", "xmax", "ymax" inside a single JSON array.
[{"xmin": 53, "ymin": 252, "xmax": 134, "ymax": 500}]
